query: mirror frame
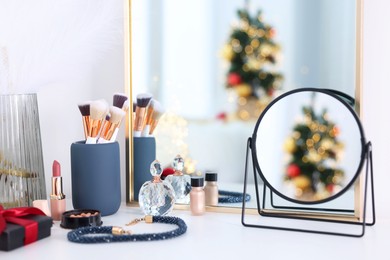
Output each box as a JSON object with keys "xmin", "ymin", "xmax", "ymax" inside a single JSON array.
[
  {"xmin": 125, "ymin": 0, "xmax": 364, "ymax": 213},
  {"xmin": 252, "ymin": 88, "xmax": 365, "ymax": 205}
]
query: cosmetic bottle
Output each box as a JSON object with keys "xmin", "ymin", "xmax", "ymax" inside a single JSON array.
[
  {"xmin": 50, "ymin": 160, "xmax": 66, "ymax": 221},
  {"xmin": 204, "ymin": 172, "xmax": 218, "ymax": 206},
  {"xmin": 138, "ymin": 160, "xmax": 175, "ymax": 216},
  {"xmin": 190, "ymin": 177, "xmax": 205, "ymax": 216},
  {"xmin": 164, "ymin": 155, "xmax": 191, "ymax": 204}
]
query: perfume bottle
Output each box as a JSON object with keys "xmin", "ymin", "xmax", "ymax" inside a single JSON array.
[
  {"xmin": 164, "ymin": 155, "xmax": 191, "ymax": 204},
  {"xmin": 138, "ymin": 160, "xmax": 175, "ymax": 216},
  {"xmin": 204, "ymin": 172, "xmax": 218, "ymax": 206}
]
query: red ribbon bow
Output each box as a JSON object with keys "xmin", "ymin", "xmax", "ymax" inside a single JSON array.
[{"xmin": 0, "ymin": 205, "xmax": 46, "ymax": 245}]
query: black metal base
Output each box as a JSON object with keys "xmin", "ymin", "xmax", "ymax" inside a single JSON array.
[{"xmin": 241, "ymin": 137, "xmax": 375, "ymax": 237}]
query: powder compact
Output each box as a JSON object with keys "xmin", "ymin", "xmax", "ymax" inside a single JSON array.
[{"xmin": 60, "ymin": 209, "xmax": 102, "ymax": 229}]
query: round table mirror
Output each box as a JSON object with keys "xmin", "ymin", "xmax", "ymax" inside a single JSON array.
[{"xmin": 252, "ymin": 88, "xmax": 366, "ymax": 204}]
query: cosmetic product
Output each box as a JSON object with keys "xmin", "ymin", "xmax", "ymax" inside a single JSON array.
[
  {"xmin": 60, "ymin": 209, "xmax": 102, "ymax": 229},
  {"xmin": 204, "ymin": 172, "xmax": 218, "ymax": 206},
  {"xmin": 110, "ymin": 93, "xmax": 129, "ymax": 142},
  {"xmin": 50, "ymin": 160, "xmax": 66, "ymax": 221},
  {"xmin": 141, "ymin": 99, "xmax": 156, "ymax": 137},
  {"xmin": 148, "ymin": 100, "xmax": 165, "ymax": 136},
  {"xmin": 113, "ymin": 93, "xmax": 128, "ymax": 109},
  {"xmin": 32, "ymin": 199, "xmax": 51, "ymax": 216},
  {"xmin": 86, "ymin": 100, "xmax": 108, "ymax": 144},
  {"xmin": 78, "ymin": 102, "xmax": 90, "ymax": 140},
  {"xmin": 164, "ymin": 155, "xmax": 191, "ymax": 204},
  {"xmin": 190, "ymin": 177, "xmax": 205, "ymax": 216},
  {"xmin": 133, "ymin": 93, "xmax": 152, "ymax": 137},
  {"xmin": 138, "ymin": 160, "xmax": 175, "ymax": 216},
  {"xmin": 98, "ymin": 106, "xmax": 126, "ymax": 143}
]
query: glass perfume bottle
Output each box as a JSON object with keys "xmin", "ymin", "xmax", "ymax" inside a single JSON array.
[
  {"xmin": 164, "ymin": 155, "xmax": 191, "ymax": 204},
  {"xmin": 138, "ymin": 160, "xmax": 175, "ymax": 216}
]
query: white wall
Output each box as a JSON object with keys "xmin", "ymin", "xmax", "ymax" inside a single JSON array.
[
  {"xmin": 362, "ymin": 0, "xmax": 390, "ymax": 218},
  {"xmin": 0, "ymin": 0, "xmax": 126, "ymax": 204}
]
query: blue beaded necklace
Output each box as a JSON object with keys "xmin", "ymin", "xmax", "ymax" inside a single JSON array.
[
  {"xmin": 218, "ymin": 190, "xmax": 251, "ymax": 204},
  {"xmin": 67, "ymin": 216, "xmax": 187, "ymax": 243}
]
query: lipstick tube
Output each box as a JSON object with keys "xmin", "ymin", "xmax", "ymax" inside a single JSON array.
[{"xmin": 50, "ymin": 160, "xmax": 66, "ymax": 220}]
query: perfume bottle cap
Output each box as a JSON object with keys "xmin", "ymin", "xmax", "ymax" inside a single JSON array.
[
  {"xmin": 205, "ymin": 172, "xmax": 218, "ymax": 182},
  {"xmin": 172, "ymin": 155, "xmax": 185, "ymax": 172},
  {"xmin": 150, "ymin": 160, "xmax": 162, "ymax": 177},
  {"xmin": 191, "ymin": 177, "xmax": 204, "ymax": 187}
]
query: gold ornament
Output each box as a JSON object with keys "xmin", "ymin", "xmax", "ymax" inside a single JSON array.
[
  {"xmin": 221, "ymin": 44, "xmax": 234, "ymax": 61},
  {"xmin": 283, "ymin": 137, "xmax": 296, "ymax": 153},
  {"xmin": 293, "ymin": 175, "xmax": 311, "ymax": 190},
  {"xmin": 307, "ymin": 149, "xmax": 321, "ymax": 163},
  {"xmin": 234, "ymin": 84, "xmax": 252, "ymax": 97},
  {"xmin": 247, "ymin": 57, "xmax": 262, "ymax": 70}
]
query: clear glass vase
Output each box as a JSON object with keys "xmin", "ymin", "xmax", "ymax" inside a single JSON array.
[{"xmin": 0, "ymin": 93, "xmax": 46, "ymax": 208}]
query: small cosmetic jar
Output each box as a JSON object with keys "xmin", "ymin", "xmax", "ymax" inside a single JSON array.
[{"xmin": 60, "ymin": 209, "xmax": 102, "ymax": 229}]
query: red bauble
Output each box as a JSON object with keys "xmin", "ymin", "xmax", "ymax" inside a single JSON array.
[
  {"xmin": 227, "ymin": 73, "xmax": 242, "ymax": 86},
  {"xmin": 287, "ymin": 164, "xmax": 301, "ymax": 178},
  {"xmin": 216, "ymin": 112, "xmax": 227, "ymax": 121},
  {"xmin": 326, "ymin": 184, "xmax": 334, "ymax": 193},
  {"xmin": 267, "ymin": 88, "xmax": 275, "ymax": 97}
]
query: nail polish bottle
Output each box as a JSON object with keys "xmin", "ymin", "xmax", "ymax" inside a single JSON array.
[
  {"xmin": 204, "ymin": 172, "xmax": 218, "ymax": 206},
  {"xmin": 190, "ymin": 177, "xmax": 205, "ymax": 216}
]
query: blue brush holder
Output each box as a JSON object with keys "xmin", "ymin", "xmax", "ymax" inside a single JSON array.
[
  {"xmin": 70, "ymin": 141, "xmax": 121, "ymax": 216},
  {"xmin": 133, "ymin": 137, "xmax": 156, "ymax": 201}
]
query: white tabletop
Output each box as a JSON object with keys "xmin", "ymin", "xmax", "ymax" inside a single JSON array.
[{"xmin": 0, "ymin": 201, "xmax": 387, "ymax": 260}]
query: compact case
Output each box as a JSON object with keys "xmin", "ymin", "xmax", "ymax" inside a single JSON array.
[{"xmin": 60, "ymin": 209, "xmax": 102, "ymax": 229}]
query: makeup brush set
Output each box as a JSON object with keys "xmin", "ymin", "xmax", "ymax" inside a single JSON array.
[
  {"xmin": 77, "ymin": 93, "xmax": 129, "ymax": 144},
  {"xmin": 133, "ymin": 93, "xmax": 165, "ymax": 137}
]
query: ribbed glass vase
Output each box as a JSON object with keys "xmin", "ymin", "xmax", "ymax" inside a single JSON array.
[{"xmin": 0, "ymin": 93, "xmax": 46, "ymax": 208}]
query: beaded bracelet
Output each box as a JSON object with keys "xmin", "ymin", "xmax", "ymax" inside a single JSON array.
[
  {"xmin": 67, "ymin": 216, "xmax": 187, "ymax": 243},
  {"xmin": 218, "ymin": 190, "xmax": 251, "ymax": 203}
]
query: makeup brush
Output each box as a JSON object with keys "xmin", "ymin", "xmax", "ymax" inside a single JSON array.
[
  {"xmin": 122, "ymin": 99, "xmax": 130, "ymax": 113},
  {"xmin": 132, "ymin": 101, "xmax": 136, "ymax": 125},
  {"xmin": 133, "ymin": 93, "xmax": 152, "ymax": 137},
  {"xmin": 78, "ymin": 102, "xmax": 90, "ymax": 140},
  {"xmin": 109, "ymin": 99, "xmax": 130, "ymax": 142},
  {"xmin": 142, "ymin": 99, "xmax": 158, "ymax": 137},
  {"xmin": 86, "ymin": 100, "xmax": 108, "ymax": 144},
  {"xmin": 98, "ymin": 106, "xmax": 126, "ymax": 143},
  {"xmin": 113, "ymin": 93, "xmax": 128, "ymax": 109},
  {"xmin": 149, "ymin": 102, "xmax": 165, "ymax": 136}
]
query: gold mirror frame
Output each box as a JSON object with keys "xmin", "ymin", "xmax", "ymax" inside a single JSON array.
[{"xmin": 124, "ymin": 0, "xmax": 364, "ymax": 214}]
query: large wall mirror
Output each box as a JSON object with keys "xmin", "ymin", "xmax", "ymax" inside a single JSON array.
[{"xmin": 128, "ymin": 0, "xmax": 362, "ymax": 211}]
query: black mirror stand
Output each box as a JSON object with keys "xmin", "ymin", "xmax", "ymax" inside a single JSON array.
[{"xmin": 241, "ymin": 137, "xmax": 376, "ymax": 237}]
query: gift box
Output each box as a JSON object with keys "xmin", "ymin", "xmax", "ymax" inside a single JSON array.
[{"xmin": 0, "ymin": 206, "xmax": 53, "ymax": 251}]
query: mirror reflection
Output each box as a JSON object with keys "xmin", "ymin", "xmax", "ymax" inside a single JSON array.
[
  {"xmin": 131, "ymin": 0, "xmax": 359, "ymax": 208},
  {"xmin": 254, "ymin": 90, "xmax": 363, "ymax": 203}
]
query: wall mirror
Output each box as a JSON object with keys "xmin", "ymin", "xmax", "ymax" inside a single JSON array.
[
  {"xmin": 241, "ymin": 88, "xmax": 374, "ymax": 237},
  {"xmin": 127, "ymin": 0, "xmax": 363, "ymax": 211}
]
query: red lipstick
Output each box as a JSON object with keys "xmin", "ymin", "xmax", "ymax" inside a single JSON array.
[{"xmin": 50, "ymin": 160, "xmax": 66, "ymax": 220}]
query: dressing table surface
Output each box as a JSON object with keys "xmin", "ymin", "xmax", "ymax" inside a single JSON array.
[{"xmin": 0, "ymin": 202, "xmax": 387, "ymax": 260}]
